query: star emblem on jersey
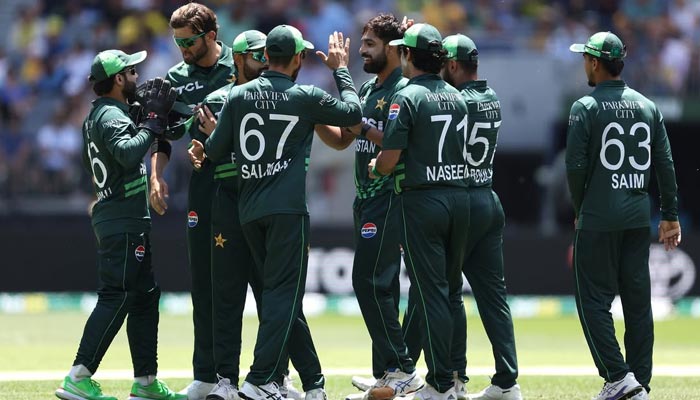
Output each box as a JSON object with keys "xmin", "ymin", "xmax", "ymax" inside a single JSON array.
[
  {"xmin": 375, "ymin": 97, "xmax": 387, "ymax": 110},
  {"xmin": 214, "ymin": 233, "xmax": 227, "ymax": 248}
]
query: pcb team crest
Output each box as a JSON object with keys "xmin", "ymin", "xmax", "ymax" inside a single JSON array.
[
  {"xmin": 361, "ymin": 222, "xmax": 377, "ymax": 239},
  {"xmin": 188, "ymin": 211, "xmax": 199, "ymax": 228}
]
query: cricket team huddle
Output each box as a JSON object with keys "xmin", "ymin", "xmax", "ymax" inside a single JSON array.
[{"xmin": 55, "ymin": 2, "xmax": 682, "ymax": 400}]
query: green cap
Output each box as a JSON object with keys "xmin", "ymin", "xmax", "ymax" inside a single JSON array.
[
  {"xmin": 388, "ymin": 23, "xmax": 443, "ymax": 52},
  {"xmin": 443, "ymin": 34, "xmax": 478, "ymax": 61},
  {"xmin": 570, "ymin": 31, "xmax": 626, "ymax": 60},
  {"xmin": 233, "ymin": 30, "xmax": 267, "ymax": 53},
  {"xmin": 89, "ymin": 49, "xmax": 147, "ymax": 82},
  {"xmin": 265, "ymin": 25, "xmax": 314, "ymax": 56}
]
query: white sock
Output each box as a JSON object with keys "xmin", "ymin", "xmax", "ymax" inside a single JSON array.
[
  {"xmin": 69, "ymin": 364, "xmax": 92, "ymax": 382},
  {"xmin": 135, "ymin": 375, "xmax": 156, "ymax": 386}
]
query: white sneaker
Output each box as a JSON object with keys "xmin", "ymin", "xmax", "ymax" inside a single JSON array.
[
  {"xmin": 593, "ymin": 373, "xmax": 643, "ymax": 400},
  {"xmin": 346, "ymin": 393, "xmax": 366, "ymax": 400},
  {"xmin": 305, "ymin": 388, "xmax": 327, "ymax": 400},
  {"xmin": 352, "ymin": 376, "xmax": 377, "ymax": 392},
  {"xmin": 239, "ymin": 381, "xmax": 283, "ymax": 400},
  {"xmin": 627, "ymin": 389, "xmax": 649, "ymax": 400},
  {"xmin": 453, "ymin": 376, "xmax": 467, "ymax": 400},
  {"xmin": 368, "ymin": 369, "xmax": 424, "ymax": 399},
  {"xmin": 280, "ymin": 375, "xmax": 303, "ymax": 400},
  {"xmin": 469, "ymin": 384, "xmax": 522, "ymax": 400},
  {"xmin": 413, "ymin": 384, "xmax": 457, "ymax": 400},
  {"xmin": 207, "ymin": 377, "xmax": 240, "ymax": 400},
  {"xmin": 179, "ymin": 380, "xmax": 216, "ymax": 400}
]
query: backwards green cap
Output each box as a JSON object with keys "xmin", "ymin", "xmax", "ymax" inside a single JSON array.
[
  {"xmin": 443, "ymin": 34, "xmax": 478, "ymax": 61},
  {"xmin": 388, "ymin": 23, "xmax": 443, "ymax": 52},
  {"xmin": 89, "ymin": 49, "xmax": 146, "ymax": 82},
  {"xmin": 233, "ymin": 30, "xmax": 267, "ymax": 53},
  {"xmin": 265, "ymin": 25, "xmax": 314, "ymax": 56},
  {"xmin": 570, "ymin": 31, "xmax": 626, "ymax": 60}
]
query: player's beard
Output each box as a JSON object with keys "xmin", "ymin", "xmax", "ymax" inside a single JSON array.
[
  {"xmin": 123, "ymin": 79, "xmax": 137, "ymax": 104},
  {"xmin": 184, "ymin": 41, "xmax": 209, "ymax": 65},
  {"xmin": 244, "ymin": 63, "xmax": 267, "ymax": 82},
  {"xmin": 362, "ymin": 51, "xmax": 387, "ymax": 74},
  {"xmin": 442, "ymin": 68, "xmax": 456, "ymax": 87},
  {"xmin": 291, "ymin": 64, "xmax": 301, "ymax": 81}
]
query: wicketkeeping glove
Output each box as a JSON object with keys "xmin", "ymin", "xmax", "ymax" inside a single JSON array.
[{"xmin": 138, "ymin": 78, "xmax": 177, "ymax": 136}]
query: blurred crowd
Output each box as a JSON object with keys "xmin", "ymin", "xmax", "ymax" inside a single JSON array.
[{"xmin": 1, "ymin": 0, "xmax": 698, "ymax": 224}]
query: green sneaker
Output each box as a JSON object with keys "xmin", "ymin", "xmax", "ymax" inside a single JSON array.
[
  {"xmin": 128, "ymin": 379, "xmax": 188, "ymax": 400},
  {"xmin": 55, "ymin": 376, "xmax": 117, "ymax": 400}
]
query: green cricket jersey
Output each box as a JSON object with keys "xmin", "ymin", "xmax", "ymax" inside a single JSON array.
[
  {"xmin": 166, "ymin": 42, "xmax": 235, "ymax": 142},
  {"xmin": 205, "ymin": 68, "xmax": 362, "ymax": 224},
  {"xmin": 566, "ymin": 79, "xmax": 678, "ymax": 231},
  {"xmin": 82, "ymin": 97, "xmax": 154, "ymax": 239},
  {"xmin": 382, "ymin": 73, "xmax": 470, "ymax": 191},
  {"xmin": 456, "ymin": 80, "xmax": 501, "ymax": 188},
  {"xmin": 199, "ymin": 83, "xmax": 238, "ymax": 190},
  {"xmin": 355, "ymin": 67, "xmax": 408, "ymax": 199}
]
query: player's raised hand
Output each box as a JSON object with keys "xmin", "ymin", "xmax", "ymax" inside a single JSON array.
[
  {"xmin": 189, "ymin": 139, "xmax": 206, "ymax": 170},
  {"xmin": 658, "ymin": 220, "xmax": 682, "ymax": 251},
  {"xmin": 316, "ymin": 31, "xmax": 350, "ymax": 70},
  {"xmin": 400, "ymin": 16, "xmax": 415, "ymax": 32}
]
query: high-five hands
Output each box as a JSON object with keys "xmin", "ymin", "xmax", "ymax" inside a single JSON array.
[{"xmin": 316, "ymin": 31, "xmax": 350, "ymax": 70}]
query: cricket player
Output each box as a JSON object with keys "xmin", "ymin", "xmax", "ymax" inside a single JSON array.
[
  {"xmin": 190, "ymin": 25, "xmax": 362, "ymax": 400},
  {"xmin": 56, "ymin": 49, "xmax": 184, "ymax": 400},
  {"xmin": 148, "ymin": 3, "xmax": 236, "ymax": 398},
  {"xmin": 439, "ymin": 33, "xmax": 522, "ymax": 400},
  {"xmin": 567, "ymin": 31, "xmax": 681, "ymax": 400},
  {"xmin": 372, "ymin": 23, "xmax": 470, "ymax": 400},
  {"xmin": 314, "ymin": 14, "xmax": 425, "ymax": 400}
]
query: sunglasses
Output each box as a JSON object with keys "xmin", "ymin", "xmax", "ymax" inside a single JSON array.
[
  {"xmin": 119, "ymin": 66, "xmax": 136, "ymax": 76},
  {"xmin": 173, "ymin": 31, "xmax": 207, "ymax": 48},
  {"xmin": 250, "ymin": 51, "xmax": 267, "ymax": 63}
]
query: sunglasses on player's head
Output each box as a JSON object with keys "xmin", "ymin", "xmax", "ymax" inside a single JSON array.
[{"xmin": 173, "ymin": 31, "xmax": 207, "ymax": 48}]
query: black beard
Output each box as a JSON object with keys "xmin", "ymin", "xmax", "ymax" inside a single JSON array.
[
  {"xmin": 123, "ymin": 80, "xmax": 137, "ymax": 104},
  {"xmin": 588, "ymin": 80, "xmax": 596, "ymax": 87},
  {"xmin": 362, "ymin": 54, "xmax": 387, "ymax": 74},
  {"xmin": 186, "ymin": 40, "xmax": 209, "ymax": 65}
]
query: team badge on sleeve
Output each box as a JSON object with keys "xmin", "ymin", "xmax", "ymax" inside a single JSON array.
[
  {"xmin": 361, "ymin": 222, "xmax": 377, "ymax": 239},
  {"xmin": 134, "ymin": 245, "xmax": 146, "ymax": 262},
  {"xmin": 187, "ymin": 211, "xmax": 199, "ymax": 228},
  {"xmin": 388, "ymin": 104, "xmax": 400, "ymax": 120}
]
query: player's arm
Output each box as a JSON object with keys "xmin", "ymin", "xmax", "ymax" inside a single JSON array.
[
  {"xmin": 371, "ymin": 149, "xmax": 401, "ymax": 178},
  {"xmin": 204, "ymin": 91, "xmax": 234, "ymax": 163},
  {"xmin": 565, "ymin": 101, "xmax": 591, "ymax": 218},
  {"xmin": 102, "ymin": 111, "xmax": 155, "ymax": 168},
  {"xmin": 651, "ymin": 108, "xmax": 679, "ymax": 222},
  {"xmin": 345, "ymin": 123, "xmax": 384, "ymax": 146},
  {"xmin": 314, "ymin": 124, "xmax": 355, "ymax": 150},
  {"xmin": 313, "ymin": 31, "xmax": 363, "ymax": 126}
]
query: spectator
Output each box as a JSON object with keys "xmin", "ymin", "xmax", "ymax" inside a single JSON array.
[{"xmin": 36, "ymin": 105, "xmax": 82, "ymax": 194}]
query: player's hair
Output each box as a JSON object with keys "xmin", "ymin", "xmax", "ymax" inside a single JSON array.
[
  {"xmin": 403, "ymin": 46, "xmax": 447, "ymax": 74},
  {"xmin": 93, "ymin": 75, "xmax": 117, "ymax": 96},
  {"xmin": 170, "ymin": 2, "xmax": 218, "ymax": 36},
  {"xmin": 362, "ymin": 14, "xmax": 405, "ymax": 44},
  {"xmin": 268, "ymin": 54, "xmax": 295, "ymax": 67},
  {"xmin": 600, "ymin": 58, "xmax": 624, "ymax": 77}
]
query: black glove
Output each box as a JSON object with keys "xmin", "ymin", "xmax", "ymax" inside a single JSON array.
[
  {"xmin": 138, "ymin": 78, "xmax": 177, "ymax": 136},
  {"xmin": 128, "ymin": 102, "xmax": 145, "ymax": 124}
]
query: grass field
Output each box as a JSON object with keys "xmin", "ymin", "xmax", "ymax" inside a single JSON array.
[{"xmin": 1, "ymin": 311, "xmax": 699, "ymax": 399}]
